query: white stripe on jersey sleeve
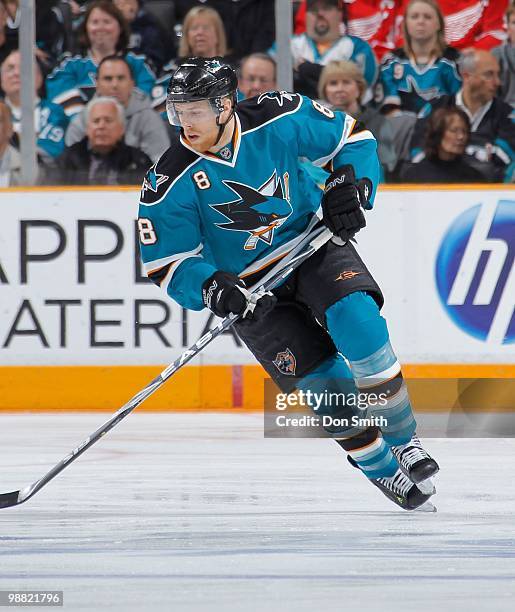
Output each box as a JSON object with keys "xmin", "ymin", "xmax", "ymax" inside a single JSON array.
[
  {"xmin": 160, "ymin": 254, "xmax": 203, "ymax": 292},
  {"xmin": 311, "ymin": 114, "xmax": 356, "ymax": 168},
  {"xmin": 346, "ymin": 129, "xmax": 375, "ymax": 144},
  {"xmin": 144, "ymin": 243, "xmax": 203, "ymax": 275}
]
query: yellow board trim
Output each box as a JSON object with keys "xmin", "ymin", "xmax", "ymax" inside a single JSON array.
[{"xmin": 0, "ymin": 364, "xmax": 513, "ymax": 412}]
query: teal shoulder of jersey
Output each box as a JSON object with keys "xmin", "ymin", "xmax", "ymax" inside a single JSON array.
[{"xmin": 138, "ymin": 93, "xmax": 379, "ymax": 310}]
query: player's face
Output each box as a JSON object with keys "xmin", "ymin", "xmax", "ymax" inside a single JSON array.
[
  {"xmin": 173, "ymin": 100, "xmax": 220, "ymax": 150},
  {"xmin": 239, "ymin": 58, "xmax": 276, "ymax": 99},
  {"xmin": 439, "ymin": 114, "xmax": 468, "ymax": 158},
  {"xmin": 324, "ymin": 76, "xmax": 360, "ymax": 108},
  {"xmin": 113, "ymin": 0, "xmax": 139, "ymax": 24},
  {"xmin": 97, "ymin": 60, "xmax": 134, "ymax": 107},
  {"xmin": 306, "ymin": 4, "xmax": 341, "ymax": 40},
  {"xmin": 87, "ymin": 102, "xmax": 125, "ymax": 152},
  {"xmin": 87, "ymin": 8, "xmax": 121, "ymax": 52},
  {"xmin": 405, "ymin": 2, "xmax": 440, "ymax": 44},
  {"xmin": 187, "ymin": 15, "xmax": 219, "ymax": 57}
]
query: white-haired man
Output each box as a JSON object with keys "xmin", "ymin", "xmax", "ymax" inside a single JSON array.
[
  {"xmin": 65, "ymin": 55, "xmax": 169, "ymax": 162},
  {"xmin": 51, "ymin": 96, "xmax": 151, "ymax": 185}
]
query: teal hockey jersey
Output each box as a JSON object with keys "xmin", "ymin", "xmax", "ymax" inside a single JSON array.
[
  {"xmin": 46, "ymin": 52, "xmax": 156, "ymax": 117},
  {"xmin": 138, "ymin": 93, "xmax": 380, "ymax": 311},
  {"xmin": 6, "ymin": 98, "xmax": 69, "ymax": 161},
  {"xmin": 377, "ymin": 47, "xmax": 462, "ymax": 114}
]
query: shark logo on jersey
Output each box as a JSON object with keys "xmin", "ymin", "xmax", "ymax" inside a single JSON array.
[
  {"xmin": 210, "ymin": 171, "xmax": 293, "ymax": 251},
  {"xmin": 400, "ymin": 76, "xmax": 440, "ymax": 102},
  {"xmin": 141, "ymin": 165, "xmax": 169, "ymax": 194},
  {"xmin": 257, "ymin": 91, "xmax": 297, "ymax": 107}
]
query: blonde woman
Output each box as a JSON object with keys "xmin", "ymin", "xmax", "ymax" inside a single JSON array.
[
  {"xmin": 151, "ymin": 6, "xmax": 230, "ymax": 114},
  {"xmin": 378, "ymin": 0, "xmax": 461, "ymax": 114},
  {"xmin": 319, "ymin": 60, "xmax": 415, "ymax": 179},
  {"xmin": 179, "ymin": 6, "xmax": 228, "ymax": 59}
]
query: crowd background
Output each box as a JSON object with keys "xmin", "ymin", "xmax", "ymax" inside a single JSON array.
[{"xmin": 0, "ymin": 0, "xmax": 513, "ymax": 186}]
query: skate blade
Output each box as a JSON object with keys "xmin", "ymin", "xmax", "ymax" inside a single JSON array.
[
  {"xmin": 417, "ymin": 478, "xmax": 436, "ymax": 495},
  {"xmin": 414, "ymin": 500, "xmax": 437, "ymax": 513}
]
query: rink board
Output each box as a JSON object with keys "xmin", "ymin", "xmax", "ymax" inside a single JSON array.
[{"xmin": 0, "ymin": 185, "xmax": 514, "ymax": 411}]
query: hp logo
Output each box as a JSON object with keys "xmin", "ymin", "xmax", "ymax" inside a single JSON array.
[{"xmin": 435, "ymin": 200, "xmax": 515, "ymax": 344}]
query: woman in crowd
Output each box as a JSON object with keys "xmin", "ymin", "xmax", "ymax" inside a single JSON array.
[
  {"xmin": 151, "ymin": 6, "xmax": 229, "ymax": 113},
  {"xmin": 46, "ymin": 0, "xmax": 155, "ymax": 117},
  {"xmin": 0, "ymin": 2, "xmax": 16, "ymax": 67},
  {"xmin": 0, "ymin": 50, "xmax": 69, "ymax": 165},
  {"xmin": 113, "ymin": 0, "xmax": 168, "ymax": 73},
  {"xmin": 0, "ymin": 0, "xmax": 67, "ymax": 69},
  {"xmin": 400, "ymin": 106, "xmax": 485, "ymax": 183},
  {"xmin": 178, "ymin": 5, "xmax": 228, "ymax": 60},
  {"xmin": 378, "ymin": 0, "xmax": 461, "ymax": 114},
  {"xmin": 319, "ymin": 60, "xmax": 415, "ymax": 180}
]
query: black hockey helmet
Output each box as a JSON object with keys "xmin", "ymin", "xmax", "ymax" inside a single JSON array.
[{"xmin": 166, "ymin": 57, "xmax": 238, "ymax": 135}]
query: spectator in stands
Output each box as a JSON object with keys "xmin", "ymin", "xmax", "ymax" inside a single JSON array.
[
  {"xmin": 411, "ymin": 49, "xmax": 515, "ymax": 182},
  {"xmin": 51, "ymin": 96, "xmax": 151, "ymax": 185},
  {"xmin": 492, "ymin": 4, "xmax": 515, "ymax": 108},
  {"xmin": 33, "ymin": 1, "xmax": 69, "ymax": 68},
  {"xmin": 113, "ymin": 0, "xmax": 167, "ymax": 73},
  {"xmin": 294, "ymin": 0, "xmax": 399, "ymax": 61},
  {"xmin": 0, "ymin": 1, "xmax": 67, "ymax": 70},
  {"xmin": 239, "ymin": 53, "xmax": 277, "ymax": 99},
  {"xmin": 395, "ymin": 0, "xmax": 509, "ymax": 52},
  {"xmin": 65, "ymin": 55, "xmax": 169, "ymax": 162},
  {"xmin": 179, "ymin": 5, "xmax": 227, "ymax": 60},
  {"xmin": 270, "ymin": 0, "xmax": 377, "ymax": 100},
  {"xmin": 0, "ymin": 2, "xmax": 16, "ymax": 67},
  {"xmin": 46, "ymin": 0, "xmax": 155, "ymax": 117},
  {"xmin": 0, "ymin": 98, "xmax": 21, "ymax": 185},
  {"xmin": 151, "ymin": 6, "xmax": 229, "ymax": 113},
  {"xmin": 319, "ymin": 59, "xmax": 415, "ymax": 179},
  {"xmin": 401, "ymin": 107, "xmax": 484, "ymax": 182},
  {"xmin": 378, "ymin": 0, "xmax": 461, "ymax": 115},
  {"xmin": 0, "ymin": 50, "xmax": 69, "ymax": 165},
  {"xmin": 194, "ymin": 0, "xmax": 275, "ymax": 60},
  {"xmin": 0, "ymin": 1, "xmax": 17, "ymax": 50}
]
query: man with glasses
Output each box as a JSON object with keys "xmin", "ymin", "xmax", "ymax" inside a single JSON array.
[{"xmin": 410, "ymin": 49, "xmax": 515, "ymax": 182}]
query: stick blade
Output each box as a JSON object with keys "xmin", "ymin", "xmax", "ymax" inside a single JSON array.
[{"xmin": 0, "ymin": 490, "xmax": 21, "ymax": 509}]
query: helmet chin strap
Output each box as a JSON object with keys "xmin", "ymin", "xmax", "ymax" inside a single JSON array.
[{"xmin": 213, "ymin": 107, "xmax": 235, "ymax": 147}]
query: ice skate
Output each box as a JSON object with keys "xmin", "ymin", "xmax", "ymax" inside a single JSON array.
[
  {"xmin": 347, "ymin": 456, "xmax": 433, "ymax": 511},
  {"xmin": 390, "ymin": 435, "xmax": 439, "ymax": 485}
]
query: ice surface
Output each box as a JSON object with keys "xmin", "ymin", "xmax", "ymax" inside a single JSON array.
[{"xmin": 0, "ymin": 413, "xmax": 514, "ymax": 612}]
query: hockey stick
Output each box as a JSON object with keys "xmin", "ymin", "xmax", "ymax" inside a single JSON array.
[{"xmin": 0, "ymin": 227, "xmax": 333, "ymax": 509}]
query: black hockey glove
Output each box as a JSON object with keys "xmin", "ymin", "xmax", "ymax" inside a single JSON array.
[
  {"xmin": 321, "ymin": 165, "xmax": 372, "ymax": 242},
  {"xmin": 201, "ymin": 271, "xmax": 277, "ymax": 322}
]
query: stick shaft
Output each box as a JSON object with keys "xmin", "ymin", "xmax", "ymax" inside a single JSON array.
[{"xmin": 3, "ymin": 227, "xmax": 332, "ymax": 508}]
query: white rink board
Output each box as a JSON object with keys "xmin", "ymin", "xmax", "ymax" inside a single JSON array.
[
  {"xmin": 0, "ymin": 187, "xmax": 513, "ymax": 366},
  {"xmin": 0, "ymin": 189, "xmax": 250, "ymax": 366}
]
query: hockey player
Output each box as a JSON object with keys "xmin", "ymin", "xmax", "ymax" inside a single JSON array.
[{"xmin": 138, "ymin": 57, "xmax": 439, "ymax": 511}]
